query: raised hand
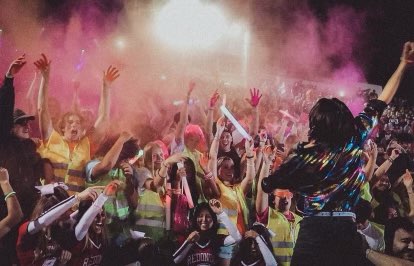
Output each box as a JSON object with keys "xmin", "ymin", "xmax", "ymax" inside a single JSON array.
[
  {"xmin": 245, "ymin": 138, "xmax": 255, "ymax": 158},
  {"xmin": 103, "ymin": 180, "xmax": 122, "ymax": 197},
  {"xmin": 209, "ymin": 89, "xmax": 220, "ymax": 109},
  {"xmin": 103, "ymin": 65, "xmax": 120, "ymax": 87},
  {"xmin": 187, "ymin": 81, "xmax": 196, "ymax": 98},
  {"xmin": 215, "ymin": 116, "xmax": 226, "ymax": 137},
  {"xmin": 77, "ymin": 187, "xmax": 99, "ymax": 202},
  {"xmin": 7, "ymin": 54, "xmax": 26, "ymax": 76},
  {"xmin": 401, "ymin": 41, "xmax": 414, "ymax": 64},
  {"xmin": 402, "ymin": 169, "xmax": 413, "ymax": 190},
  {"xmin": 198, "ymin": 153, "xmax": 210, "ymax": 174},
  {"xmin": 120, "ymin": 162, "xmax": 133, "ymax": 176},
  {"xmin": 187, "ymin": 231, "xmax": 200, "ymax": 243},
  {"xmin": 262, "ymin": 145, "xmax": 274, "ymax": 164},
  {"xmin": 0, "ymin": 167, "xmax": 9, "ymax": 184},
  {"xmin": 33, "ymin": 53, "xmax": 51, "ymax": 79},
  {"xmin": 245, "ymin": 88, "xmax": 262, "ymax": 108},
  {"xmin": 209, "ymin": 199, "xmax": 223, "ymax": 214},
  {"xmin": 164, "ymin": 153, "xmax": 187, "ymax": 167}
]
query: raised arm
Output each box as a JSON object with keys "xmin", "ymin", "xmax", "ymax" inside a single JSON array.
[
  {"xmin": 174, "ymin": 81, "xmax": 195, "ymax": 146},
  {"xmin": 0, "ymin": 168, "xmax": 23, "ymax": 239},
  {"xmin": 94, "ymin": 66, "xmax": 120, "ymax": 137},
  {"xmin": 363, "ymin": 141, "xmax": 378, "ymax": 183},
  {"xmin": 210, "ymin": 199, "xmax": 242, "ymax": 244},
  {"xmin": 89, "ymin": 132, "xmax": 132, "ymax": 180},
  {"xmin": 241, "ymin": 139, "xmax": 256, "ymax": 195},
  {"xmin": 0, "ymin": 55, "xmax": 27, "ymax": 141},
  {"xmin": 75, "ymin": 181, "xmax": 119, "ymax": 241},
  {"xmin": 27, "ymin": 187, "xmax": 97, "ymax": 234},
  {"xmin": 206, "ymin": 90, "xmax": 220, "ymax": 147},
  {"xmin": 71, "ymin": 80, "xmax": 81, "ymax": 113},
  {"xmin": 256, "ymin": 146, "xmax": 273, "ymax": 214},
  {"xmin": 151, "ymin": 152, "xmax": 186, "ymax": 190},
  {"xmin": 402, "ymin": 170, "xmax": 414, "ymax": 221},
  {"xmin": 25, "ymin": 71, "xmax": 37, "ymax": 115},
  {"xmin": 378, "ymin": 42, "xmax": 414, "ymax": 104},
  {"xmin": 373, "ymin": 149, "xmax": 400, "ymax": 183},
  {"xmin": 246, "ymin": 88, "xmax": 262, "ymax": 136},
  {"xmin": 35, "ymin": 54, "xmax": 53, "ymax": 141}
]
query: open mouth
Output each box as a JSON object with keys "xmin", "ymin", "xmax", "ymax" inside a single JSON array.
[{"xmin": 71, "ymin": 129, "xmax": 78, "ymax": 137}]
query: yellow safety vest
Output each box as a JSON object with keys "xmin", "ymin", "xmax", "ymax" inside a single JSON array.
[
  {"xmin": 132, "ymin": 189, "xmax": 166, "ymax": 242},
  {"xmin": 38, "ymin": 130, "xmax": 90, "ymax": 195},
  {"xmin": 267, "ymin": 208, "xmax": 302, "ymax": 266},
  {"xmin": 216, "ymin": 178, "xmax": 249, "ymax": 235}
]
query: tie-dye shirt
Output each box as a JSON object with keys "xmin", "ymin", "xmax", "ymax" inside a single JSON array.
[{"xmin": 266, "ymin": 100, "xmax": 387, "ymax": 216}]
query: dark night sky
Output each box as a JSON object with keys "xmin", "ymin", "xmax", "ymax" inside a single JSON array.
[{"xmin": 307, "ymin": 0, "xmax": 414, "ymax": 103}]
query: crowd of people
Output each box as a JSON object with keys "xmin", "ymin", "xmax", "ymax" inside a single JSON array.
[{"xmin": 1, "ymin": 42, "xmax": 414, "ymax": 266}]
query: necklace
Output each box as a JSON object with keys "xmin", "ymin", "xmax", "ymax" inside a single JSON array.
[
  {"xmin": 89, "ymin": 237, "xmax": 102, "ymax": 249},
  {"xmin": 241, "ymin": 259, "xmax": 261, "ymax": 266}
]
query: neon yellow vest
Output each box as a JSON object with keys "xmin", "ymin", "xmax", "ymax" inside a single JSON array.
[
  {"xmin": 86, "ymin": 168, "xmax": 129, "ymax": 222},
  {"xmin": 360, "ymin": 182, "xmax": 372, "ymax": 202},
  {"xmin": 216, "ymin": 178, "xmax": 249, "ymax": 235},
  {"xmin": 267, "ymin": 208, "xmax": 302, "ymax": 266},
  {"xmin": 132, "ymin": 189, "xmax": 166, "ymax": 241},
  {"xmin": 38, "ymin": 130, "xmax": 90, "ymax": 195}
]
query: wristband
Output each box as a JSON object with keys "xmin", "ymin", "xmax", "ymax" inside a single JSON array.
[
  {"xmin": 246, "ymin": 155, "xmax": 254, "ymax": 159},
  {"xmin": 4, "ymin": 191, "xmax": 16, "ymax": 201},
  {"xmin": 157, "ymin": 169, "xmax": 167, "ymax": 179},
  {"xmin": 388, "ymin": 158, "xmax": 394, "ymax": 163}
]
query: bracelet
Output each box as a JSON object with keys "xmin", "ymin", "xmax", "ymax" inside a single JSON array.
[
  {"xmin": 246, "ymin": 155, "xmax": 254, "ymax": 159},
  {"xmin": 162, "ymin": 162, "xmax": 170, "ymax": 169},
  {"xmin": 388, "ymin": 158, "xmax": 394, "ymax": 163},
  {"xmin": 157, "ymin": 169, "xmax": 167, "ymax": 179},
  {"xmin": 4, "ymin": 191, "xmax": 16, "ymax": 201}
]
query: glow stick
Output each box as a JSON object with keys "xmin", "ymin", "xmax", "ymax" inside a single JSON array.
[
  {"xmin": 165, "ymin": 182, "xmax": 172, "ymax": 230},
  {"xmin": 177, "ymin": 162, "xmax": 194, "ymax": 209},
  {"xmin": 220, "ymin": 105, "xmax": 252, "ymax": 141}
]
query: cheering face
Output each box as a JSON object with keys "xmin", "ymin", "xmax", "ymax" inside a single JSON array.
[
  {"xmin": 218, "ymin": 159, "xmax": 235, "ymax": 183},
  {"xmin": 375, "ymin": 175, "xmax": 391, "ymax": 192},
  {"xmin": 273, "ymin": 189, "xmax": 293, "ymax": 213},
  {"xmin": 393, "ymin": 228, "xmax": 414, "ymax": 261},
  {"xmin": 219, "ymin": 131, "xmax": 232, "ymax": 150},
  {"xmin": 91, "ymin": 209, "xmax": 106, "ymax": 235},
  {"xmin": 197, "ymin": 209, "xmax": 213, "ymax": 231},
  {"xmin": 12, "ymin": 119, "xmax": 31, "ymax": 139},
  {"xmin": 151, "ymin": 147, "xmax": 164, "ymax": 170},
  {"xmin": 62, "ymin": 114, "xmax": 83, "ymax": 141}
]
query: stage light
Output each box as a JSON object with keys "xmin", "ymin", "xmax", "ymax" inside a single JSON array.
[
  {"xmin": 154, "ymin": 0, "xmax": 228, "ymax": 49},
  {"xmin": 339, "ymin": 90, "xmax": 345, "ymax": 97},
  {"xmin": 115, "ymin": 37, "xmax": 126, "ymax": 50}
]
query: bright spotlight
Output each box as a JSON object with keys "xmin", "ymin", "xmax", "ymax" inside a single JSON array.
[
  {"xmin": 115, "ymin": 38, "xmax": 126, "ymax": 50},
  {"xmin": 339, "ymin": 90, "xmax": 345, "ymax": 97},
  {"xmin": 154, "ymin": 0, "xmax": 228, "ymax": 49}
]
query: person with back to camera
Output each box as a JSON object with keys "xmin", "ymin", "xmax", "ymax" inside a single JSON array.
[{"xmin": 261, "ymin": 42, "xmax": 414, "ymax": 265}]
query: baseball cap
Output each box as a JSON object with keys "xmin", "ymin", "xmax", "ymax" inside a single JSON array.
[{"xmin": 13, "ymin": 109, "xmax": 35, "ymax": 124}]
